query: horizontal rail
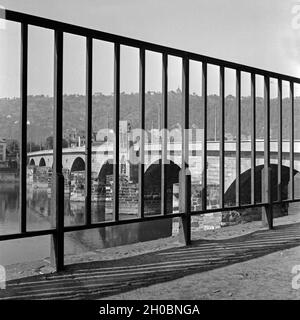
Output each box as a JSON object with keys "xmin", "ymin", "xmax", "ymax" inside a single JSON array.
[
  {"xmin": 0, "ymin": 202, "xmax": 273, "ymax": 241},
  {"xmin": 1, "ymin": 9, "xmax": 300, "ymax": 84},
  {"xmin": 63, "ymin": 214, "xmax": 182, "ymax": 233},
  {"xmin": 62, "ymin": 202, "xmax": 270, "ymax": 233},
  {"xmin": 0, "ymin": 229, "xmax": 55, "ymax": 241}
]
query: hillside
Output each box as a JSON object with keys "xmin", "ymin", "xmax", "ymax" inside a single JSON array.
[{"xmin": 0, "ymin": 92, "xmax": 299, "ymax": 146}]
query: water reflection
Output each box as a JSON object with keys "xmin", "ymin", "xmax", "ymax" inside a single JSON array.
[
  {"xmin": 0, "ymin": 182, "xmax": 171, "ymax": 266},
  {"xmin": 0, "ymin": 183, "xmax": 20, "ymax": 235}
]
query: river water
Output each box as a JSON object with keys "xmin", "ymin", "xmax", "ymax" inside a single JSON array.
[{"xmin": 0, "ymin": 182, "xmax": 172, "ymax": 266}]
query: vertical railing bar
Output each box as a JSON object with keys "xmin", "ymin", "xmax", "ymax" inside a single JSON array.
[
  {"xmin": 262, "ymin": 75, "xmax": 273, "ymax": 229},
  {"xmin": 236, "ymin": 69, "xmax": 241, "ymax": 206},
  {"xmin": 264, "ymin": 76, "xmax": 270, "ymax": 202},
  {"xmin": 52, "ymin": 29, "xmax": 64, "ymax": 271},
  {"xmin": 201, "ymin": 62, "xmax": 207, "ymax": 211},
  {"xmin": 219, "ymin": 66, "xmax": 225, "ymax": 208},
  {"xmin": 113, "ymin": 43, "xmax": 120, "ymax": 221},
  {"xmin": 161, "ymin": 52, "xmax": 168, "ymax": 215},
  {"xmin": 85, "ymin": 37, "xmax": 92, "ymax": 225},
  {"xmin": 290, "ymin": 81, "xmax": 295, "ymax": 200},
  {"xmin": 278, "ymin": 79, "xmax": 282, "ymax": 202},
  {"xmin": 251, "ymin": 73, "xmax": 256, "ymax": 204},
  {"xmin": 182, "ymin": 57, "xmax": 190, "ymax": 203},
  {"xmin": 20, "ymin": 23, "xmax": 28, "ymax": 234},
  {"xmin": 180, "ymin": 56, "xmax": 191, "ymax": 244},
  {"xmin": 138, "ymin": 48, "xmax": 145, "ymax": 218}
]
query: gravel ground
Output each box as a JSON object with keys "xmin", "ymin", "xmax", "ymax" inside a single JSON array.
[
  {"xmin": 102, "ymin": 244, "xmax": 300, "ymax": 300},
  {"xmin": 1, "ymin": 205, "xmax": 300, "ymax": 299},
  {"xmin": 4, "ymin": 221, "xmax": 268, "ymax": 282}
]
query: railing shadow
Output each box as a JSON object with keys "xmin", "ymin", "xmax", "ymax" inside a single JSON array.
[{"xmin": 1, "ymin": 222, "xmax": 300, "ymax": 300}]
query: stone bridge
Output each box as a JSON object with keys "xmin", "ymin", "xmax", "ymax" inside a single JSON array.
[{"xmin": 27, "ymin": 140, "xmax": 300, "ymax": 202}]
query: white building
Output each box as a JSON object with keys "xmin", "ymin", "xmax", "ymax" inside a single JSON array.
[{"xmin": 0, "ymin": 139, "xmax": 6, "ymax": 162}]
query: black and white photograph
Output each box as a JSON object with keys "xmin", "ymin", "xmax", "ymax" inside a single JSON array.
[{"xmin": 0, "ymin": 0, "xmax": 300, "ymax": 309}]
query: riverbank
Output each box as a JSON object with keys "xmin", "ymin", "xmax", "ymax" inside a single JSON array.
[
  {"xmin": 0, "ymin": 205, "xmax": 298, "ymax": 300},
  {"xmin": 3, "ymin": 217, "xmax": 266, "ymax": 281},
  {"xmin": 102, "ymin": 243, "xmax": 300, "ymax": 300},
  {"xmin": 4, "ymin": 204, "xmax": 300, "ymax": 282},
  {"xmin": 1, "ymin": 219, "xmax": 300, "ymax": 299}
]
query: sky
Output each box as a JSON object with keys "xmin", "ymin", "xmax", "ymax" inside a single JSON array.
[{"xmin": 1, "ymin": 0, "xmax": 300, "ymax": 97}]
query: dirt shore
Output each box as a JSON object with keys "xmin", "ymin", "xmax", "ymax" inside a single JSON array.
[
  {"xmin": 4, "ymin": 218, "xmax": 268, "ymax": 281},
  {"xmin": 1, "ymin": 205, "xmax": 300, "ymax": 299},
  {"xmin": 102, "ymin": 244, "xmax": 300, "ymax": 300}
]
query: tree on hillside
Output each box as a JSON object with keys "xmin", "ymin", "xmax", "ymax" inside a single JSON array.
[
  {"xmin": 27, "ymin": 142, "xmax": 41, "ymax": 152},
  {"xmin": 2, "ymin": 93, "xmax": 300, "ymax": 142},
  {"xmin": 6, "ymin": 139, "xmax": 19, "ymax": 156},
  {"xmin": 45, "ymin": 136, "xmax": 69, "ymax": 149}
]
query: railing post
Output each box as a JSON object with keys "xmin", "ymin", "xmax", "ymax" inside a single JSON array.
[
  {"xmin": 179, "ymin": 169, "xmax": 191, "ymax": 245},
  {"xmin": 261, "ymin": 167, "xmax": 273, "ymax": 229},
  {"xmin": 278, "ymin": 79, "xmax": 282, "ymax": 203},
  {"xmin": 201, "ymin": 62, "xmax": 207, "ymax": 211},
  {"xmin": 113, "ymin": 43, "xmax": 120, "ymax": 221},
  {"xmin": 236, "ymin": 69, "xmax": 241, "ymax": 206},
  {"xmin": 178, "ymin": 57, "xmax": 191, "ymax": 245},
  {"xmin": 289, "ymin": 82, "xmax": 295, "ymax": 201},
  {"xmin": 138, "ymin": 48, "xmax": 145, "ymax": 218},
  {"xmin": 261, "ymin": 76, "xmax": 273, "ymax": 230},
  {"xmin": 161, "ymin": 52, "xmax": 168, "ymax": 215},
  {"xmin": 50, "ymin": 30, "xmax": 64, "ymax": 272},
  {"xmin": 219, "ymin": 66, "xmax": 225, "ymax": 208},
  {"xmin": 51, "ymin": 173, "xmax": 65, "ymax": 271},
  {"xmin": 251, "ymin": 73, "xmax": 256, "ymax": 204},
  {"xmin": 20, "ymin": 23, "xmax": 28, "ymax": 234},
  {"xmin": 85, "ymin": 37, "xmax": 92, "ymax": 225}
]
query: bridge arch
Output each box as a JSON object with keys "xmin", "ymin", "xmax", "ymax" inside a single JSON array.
[
  {"xmin": 144, "ymin": 159, "xmax": 181, "ymax": 185},
  {"xmin": 144, "ymin": 159, "xmax": 181, "ymax": 213},
  {"xmin": 29, "ymin": 159, "xmax": 35, "ymax": 166},
  {"xmin": 145, "ymin": 155, "xmax": 181, "ymax": 171},
  {"xmin": 70, "ymin": 157, "xmax": 85, "ymax": 172},
  {"xmin": 39, "ymin": 157, "xmax": 46, "ymax": 167},
  {"xmin": 98, "ymin": 160, "xmax": 113, "ymax": 184},
  {"xmin": 224, "ymin": 164, "xmax": 298, "ymax": 205}
]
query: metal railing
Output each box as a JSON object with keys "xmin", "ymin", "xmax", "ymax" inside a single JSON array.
[{"xmin": 1, "ymin": 9, "xmax": 300, "ymax": 271}]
